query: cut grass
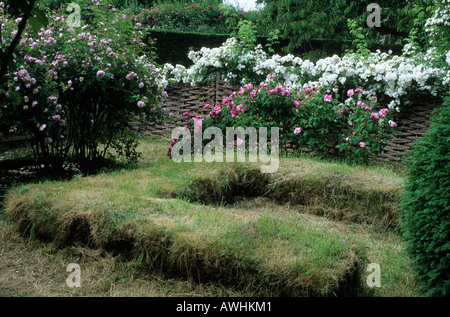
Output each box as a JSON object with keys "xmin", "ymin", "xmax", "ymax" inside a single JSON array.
[
  {"xmin": 2, "ymin": 135, "xmax": 420, "ymax": 296},
  {"xmin": 4, "ymin": 183, "xmax": 366, "ymax": 296},
  {"xmin": 178, "ymin": 157, "xmax": 404, "ymax": 230}
]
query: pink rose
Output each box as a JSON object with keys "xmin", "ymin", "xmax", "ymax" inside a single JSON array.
[{"xmin": 388, "ymin": 120, "xmax": 397, "ymax": 128}]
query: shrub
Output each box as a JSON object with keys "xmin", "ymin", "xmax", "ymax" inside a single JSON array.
[
  {"xmin": 162, "ymin": 35, "xmax": 450, "ymax": 111},
  {"xmin": 0, "ymin": 0, "xmax": 167, "ymax": 174},
  {"xmin": 132, "ymin": 0, "xmax": 249, "ymax": 34},
  {"xmin": 167, "ymin": 74, "xmax": 397, "ymax": 164},
  {"xmin": 400, "ymin": 95, "xmax": 450, "ymax": 297}
]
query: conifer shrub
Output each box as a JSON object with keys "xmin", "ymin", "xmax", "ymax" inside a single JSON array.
[{"xmin": 400, "ymin": 95, "xmax": 450, "ymax": 297}]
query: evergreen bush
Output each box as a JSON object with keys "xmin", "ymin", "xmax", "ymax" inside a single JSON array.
[{"xmin": 400, "ymin": 94, "xmax": 450, "ymax": 297}]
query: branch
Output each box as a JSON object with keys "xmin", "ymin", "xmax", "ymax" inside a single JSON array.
[{"xmin": 0, "ymin": 0, "xmax": 37, "ymax": 79}]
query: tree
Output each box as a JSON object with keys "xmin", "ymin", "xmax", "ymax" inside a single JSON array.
[{"xmin": 255, "ymin": 0, "xmax": 432, "ymax": 53}]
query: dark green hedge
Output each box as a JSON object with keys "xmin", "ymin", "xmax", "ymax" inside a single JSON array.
[
  {"xmin": 400, "ymin": 96, "xmax": 450, "ymax": 297},
  {"xmin": 147, "ymin": 30, "xmax": 357, "ymax": 66}
]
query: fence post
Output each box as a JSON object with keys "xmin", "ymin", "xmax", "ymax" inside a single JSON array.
[{"xmin": 215, "ymin": 71, "xmax": 220, "ymax": 105}]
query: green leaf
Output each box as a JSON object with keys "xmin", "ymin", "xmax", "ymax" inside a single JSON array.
[
  {"xmin": 28, "ymin": 16, "xmax": 43, "ymax": 33},
  {"xmin": 31, "ymin": 8, "xmax": 49, "ymax": 28},
  {"xmin": 10, "ymin": 91, "xmax": 21, "ymax": 106}
]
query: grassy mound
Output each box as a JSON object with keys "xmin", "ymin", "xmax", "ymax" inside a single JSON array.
[
  {"xmin": 5, "ymin": 180, "xmax": 366, "ymax": 296},
  {"xmin": 3, "ymin": 136, "xmax": 412, "ymax": 296},
  {"xmin": 179, "ymin": 160, "xmax": 403, "ymax": 230}
]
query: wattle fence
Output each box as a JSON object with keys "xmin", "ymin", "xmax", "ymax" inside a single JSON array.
[{"xmin": 135, "ymin": 79, "xmax": 443, "ymax": 164}]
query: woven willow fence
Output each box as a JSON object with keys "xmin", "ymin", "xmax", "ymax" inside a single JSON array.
[{"xmin": 135, "ymin": 80, "xmax": 443, "ymax": 164}]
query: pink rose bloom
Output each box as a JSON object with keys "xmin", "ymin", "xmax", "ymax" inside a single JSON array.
[
  {"xmin": 236, "ymin": 138, "xmax": 244, "ymax": 147},
  {"xmin": 47, "ymin": 37, "xmax": 56, "ymax": 46},
  {"xmin": 52, "ymin": 114, "xmax": 60, "ymax": 121},
  {"xmin": 370, "ymin": 113, "xmax": 379, "ymax": 119},
  {"xmin": 293, "ymin": 100, "xmax": 300, "ymax": 107},
  {"xmin": 193, "ymin": 119, "xmax": 203, "ymax": 133},
  {"xmin": 96, "ymin": 70, "xmax": 105, "ymax": 77},
  {"xmin": 182, "ymin": 111, "xmax": 190, "ymax": 116},
  {"xmin": 139, "ymin": 82, "xmax": 144, "ymax": 89},
  {"xmin": 359, "ymin": 142, "xmax": 366, "ymax": 148},
  {"xmin": 137, "ymin": 101, "xmax": 145, "ymax": 108},
  {"xmin": 203, "ymin": 104, "xmax": 211, "ymax": 109},
  {"xmin": 378, "ymin": 108, "xmax": 389, "ymax": 117},
  {"xmin": 126, "ymin": 72, "xmax": 137, "ymax": 80},
  {"xmin": 294, "ymin": 127, "xmax": 302, "ymax": 135},
  {"xmin": 388, "ymin": 120, "xmax": 397, "ymax": 128},
  {"xmin": 230, "ymin": 108, "xmax": 238, "ymax": 117},
  {"xmin": 324, "ymin": 94, "xmax": 332, "ymax": 102},
  {"xmin": 347, "ymin": 89, "xmax": 355, "ymax": 97}
]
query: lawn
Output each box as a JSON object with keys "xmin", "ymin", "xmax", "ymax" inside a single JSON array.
[{"xmin": 0, "ymin": 136, "xmax": 421, "ymax": 297}]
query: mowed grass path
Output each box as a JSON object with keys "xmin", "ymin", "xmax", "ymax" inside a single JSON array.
[{"xmin": 1, "ymin": 136, "xmax": 421, "ymax": 296}]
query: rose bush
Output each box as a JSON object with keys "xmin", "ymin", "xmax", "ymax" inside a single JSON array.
[
  {"xmin": 162, "ymin": 37, "xmax": 450, "ymax": 113},
  {"xmin": 0, "ymin": 0, "xmax": 168, "ymax": 174},
  {"xmin": 161, "ymin": 0, "xmax": 450, "ymax": 113},
  {"xmin": 168, "ymin": 74, "xmax": 397, "ymax": 164}
]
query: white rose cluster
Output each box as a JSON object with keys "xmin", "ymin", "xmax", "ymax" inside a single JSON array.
[
  {"xmin": 161, "ymin": 36, "xmax": 450, "ymax": 111},
  {"xmin": 424, "ymin": 0, "xmax": 450, "ymax": 38},
  {"xmin": 161, "ymin": 1, "xmax": 450, "ymax": 112}
]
